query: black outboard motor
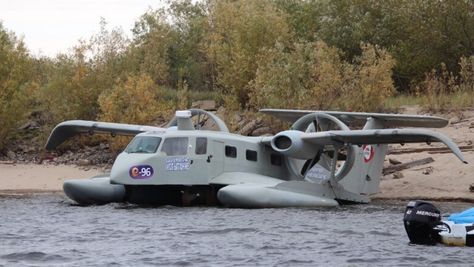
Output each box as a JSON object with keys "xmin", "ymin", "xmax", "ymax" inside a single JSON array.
[{"xmin": 403, "ymin": 200, "xmax": 442, "ymax": 245}]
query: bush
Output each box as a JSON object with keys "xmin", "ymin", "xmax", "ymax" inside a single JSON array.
[
  {"xmin": 205, "ymin": 0, "xmax": 292, "ymax": 109},
  {"xmin": 40, "ymin": 46, "xmax": 102, "ymax": 123},
  {"xmin": 421, "ymin": 56, "xmax": 474, "ymax": 111},
  {"xmin": 250, "ymin": 41, "xmax": 395, "ymax": 111},
  {"xmin": 98, "ymin": 73, "xmax": 173, "ymax": 150},
  {"xmin": 344, "ymin": 43, "xmax": 396, "ymax": 111},
  {"xmin": 98, "ymin": 73, "xmax": 172, "ymax": 124}
]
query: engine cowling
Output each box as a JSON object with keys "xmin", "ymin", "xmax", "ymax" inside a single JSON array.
[{"xmin": 271, "ymin": 130, "xmax": 321, "ymax": 159}]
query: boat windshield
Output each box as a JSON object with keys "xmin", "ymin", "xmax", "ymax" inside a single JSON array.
[{"xmin": 125, "ymin": 136, "xmax": 162, "ymax": 154}]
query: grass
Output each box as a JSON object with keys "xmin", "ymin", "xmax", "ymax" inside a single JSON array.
[
  {"xmin": 383, "ymin": 91, "xmax": 474, "ymax": 113},
  {"xmin": 383, "ymin": 94, "xmax": 424, "ymax": 112}
]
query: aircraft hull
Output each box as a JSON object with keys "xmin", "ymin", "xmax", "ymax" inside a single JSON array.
[
  {"xmin": 63, "ymin": 177, "xmax": 126, "ymax": 205},
  {"xmin": 217, "ymin": 184, "xmax": 339, "ymax": 208},
  {"xmin": 63, "ymin": 177, "xmax": 339, "ymax": 207}
]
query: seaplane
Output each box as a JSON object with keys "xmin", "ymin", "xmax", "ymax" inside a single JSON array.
[{"xmin": 45, "ymin": 109, "xmax": 467, "ymax": 207}]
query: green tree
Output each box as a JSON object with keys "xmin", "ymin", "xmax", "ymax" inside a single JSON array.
[
  {"xmin": 276, "ymin": 0, "xmax": 474, "ymax": 91},
  {"xmin": 40, "ymin": 44, "xmax": 99, "ymax": 122},
  {"xmin": 205, "ymin": 0, "xmax": 293, "ymax": 109},
  {"xmin": 0, "ymin": 23, "xmax": 37, "ymax": 150},
  {"xmin": 129, "ymin": 9, "xmax": 173, "ymax": 86},
  {"xmin": 168, "ymin": 0, "xmax": 212, "ymax": 91},
  {"xmin": 40, "ymin": 20, "xmax": 130, "ymax": 126}
]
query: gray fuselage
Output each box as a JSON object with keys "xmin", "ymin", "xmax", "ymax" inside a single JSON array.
[{"xmin": 110, "ymin": 130, "xmax": 294, "ymax": 186}]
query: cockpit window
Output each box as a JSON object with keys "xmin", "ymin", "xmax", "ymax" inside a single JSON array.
[
  {"xmin": 161, "ymin": 137, "xmax": 189, "ymax": 156},
  {"xmin": 125, "ymin": 136, "xmax": 161, "ymax": 154}
]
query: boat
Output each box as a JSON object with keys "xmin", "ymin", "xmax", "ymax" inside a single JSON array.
[{"xmin": 403, "ymin": 200, "xmax": 474, "ymax": 246}]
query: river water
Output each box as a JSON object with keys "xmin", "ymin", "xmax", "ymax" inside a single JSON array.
[{"xmin": 0, "ymin": 194, "xmax": 472, "ymax": 266}]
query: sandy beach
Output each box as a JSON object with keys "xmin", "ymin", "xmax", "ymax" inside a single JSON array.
[
  {"xmin": 0, "ymin": 163, "xmax": 102, "ymax": 195},
  {"xmin": 1, "ymin": 149, "xmax": 472, "ymax": 201},
  {"xmin": 376, "ymin": 109, "xmax": 474, "ymax": 201},
  {"xmin": 0, "ymin": 108, "xmax": 473, "ymax": 201}
]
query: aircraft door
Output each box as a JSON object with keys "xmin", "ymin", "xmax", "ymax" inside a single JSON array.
[
  {"xmin": 208, "ymin": 140, "xmax": 224, "ymax": 178},
  {"xmin": 186, "ymin": 137, "xmax": 213, "ymax": 184}
]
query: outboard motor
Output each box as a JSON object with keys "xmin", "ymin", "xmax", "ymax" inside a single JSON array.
[{"xmin": 403, "ymin": 200, "xmax": 442, "ymax": 245}]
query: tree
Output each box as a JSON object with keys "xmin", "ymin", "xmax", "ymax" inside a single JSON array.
[
  {"xmin": 205, "ymin": 0, "xmax": 293, "ymax": 109},
  {"xmin": 98, "ymin": 73, "xmax": 171, "ymax": 124},
  {"xmin": 129, "ymin": 9, "xmax": 173, "ymax": 86},
  {"xmin": 0, "ymin": 23, "xmax": 36, "ymax": 150},
  {"xmin": 250, "ymin": 41, "xmax": 395, "ymax": 111}
]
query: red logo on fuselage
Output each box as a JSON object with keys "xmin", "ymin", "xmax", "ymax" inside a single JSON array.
[{"xmin": 362, "ymin": 145, "xmax": 375, "ymax": 163}]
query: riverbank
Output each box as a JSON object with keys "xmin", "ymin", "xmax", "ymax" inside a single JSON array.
[
  {"xmin": 0, "ymin": 163, "xmax": 102, "ymax": 195},
  {"xmin": 375, "ymin": 107, "xmax": 474, "ymax": 201},
  {"xmin": 0, "ymin": 154, "xmax": 472, "ymax": 201}
]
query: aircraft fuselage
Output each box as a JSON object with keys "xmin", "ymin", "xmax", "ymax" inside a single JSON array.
[{"xmin": 110, "ymin": 130, "xmax": 293, "ymax": 187}]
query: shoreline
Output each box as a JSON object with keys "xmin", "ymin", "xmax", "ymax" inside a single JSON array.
[
  {"xmin": 1, "ymin": 159, "xmax": 473, "ymax": 202},
  {"xmin": 2, "ymin": 191, "xmax": 473, "ymax": 204}
]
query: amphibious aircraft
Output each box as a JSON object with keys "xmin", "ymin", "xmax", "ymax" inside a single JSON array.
[{"xmin": 45, "ymin": 109, "xmax": 467, "ymax": 207}]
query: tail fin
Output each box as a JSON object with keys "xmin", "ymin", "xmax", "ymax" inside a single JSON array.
[
  {"xmin": 336, "ymin": 143, "xmax": 389, "ymax": 198},
  {"xmin": 339, "ymin": 117, "xmax": 389, "ymax": 198}
]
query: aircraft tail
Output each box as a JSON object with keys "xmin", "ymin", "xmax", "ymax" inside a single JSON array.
[
  {"xmin": 335, "ymin": 143, "xmax": 389, "ymax": 200},
  {"xmin": 330, "ymin": 116, "xmax": 456, "ymax": 202},
  {"xmin": 264, "ymin": 109, "xmax": 467, "ymax": 203}
]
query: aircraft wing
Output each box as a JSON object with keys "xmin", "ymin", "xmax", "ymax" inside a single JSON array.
[
  {"xmin": 301, "ymin": 129, "xmax": 467, "ymax": 163},
  {"xmin": 260, "ymin": 109, "xmax": 449, "ymax": 128},
  {"xmin": 45, "ymin": 120, "xmax": 165, "ymax": 150}
]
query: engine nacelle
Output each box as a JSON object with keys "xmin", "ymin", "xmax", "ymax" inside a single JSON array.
[{"xmin": 271, "ymin": 130, "xmax": 320, "ymax": 159}]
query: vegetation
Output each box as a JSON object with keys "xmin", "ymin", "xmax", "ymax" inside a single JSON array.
[
  {"xmin": 250, "ymin": 42, "xmax": 395, "ymax": 111},
  {"xmin": 0, "ymin": 0, "xmax": 473, "ymax": 152},
  {"xmin": 0, "ymin": 24, "xmax": 38, "ymax": 149}
]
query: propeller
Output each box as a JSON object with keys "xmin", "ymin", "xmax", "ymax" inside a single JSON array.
[{"xmin": 291, "ymin": 112, "xmax": 354, "ymax": 179}]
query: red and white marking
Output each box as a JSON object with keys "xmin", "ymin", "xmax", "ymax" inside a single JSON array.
[{"xmin": 362, "ymin": 145, "xmax": 375, "ymax": 163}]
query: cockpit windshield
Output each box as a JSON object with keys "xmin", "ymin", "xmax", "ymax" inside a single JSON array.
[{"xmin": 125, "ymin": 136, "xmax": 162, "ymax": 154}]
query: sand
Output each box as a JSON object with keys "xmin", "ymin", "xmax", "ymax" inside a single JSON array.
[
  {"xmin": 0, "ymin": 163, "xmax": 102, "ymax": 195},
  {"xmin": 375, "ymin": 109, "xmax": 474, "ymax": 201},
  {"xmin": 0, "ymin": 108, "xmax": 473, "ymax": 201}
]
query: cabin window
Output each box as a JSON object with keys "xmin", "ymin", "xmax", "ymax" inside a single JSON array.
[
  {"xmin": 225, "ymin": 145, "xmax": 237, "ymax": 158},
  {"xmin": 271, "ymin": 153, "xmax": 282, "ymax": 166},
  {"xmin": 195, "ymin": 137, "xmax": 207, "ymax": 155},
  {"xmin": 125, "ymin": 136, "xmax": 161, "ymax": 154},
  {"xmin": 246, "ymin": 150, "xmax": 257, "ymax": 161},
  {"xmin": 161, "ymin": 137, "xmax": 189, "ymax": 156}
]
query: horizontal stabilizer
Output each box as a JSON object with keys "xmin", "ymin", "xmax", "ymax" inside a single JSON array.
[
  {"xmin": 301, "ymin": 129, "xmax": 467, "ymax": 163},
  {"xmin": 260, "ymin": 109, "xmax": 449, "ymax": 128},
  {"xmin": 45, "ymin": 120, "xmax": 165, "ymax": 150}
]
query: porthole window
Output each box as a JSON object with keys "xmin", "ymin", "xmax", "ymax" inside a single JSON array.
[
  {"xmin": 225, "ymin": 145, "xmax": 237, "ymax": 158},
  {"xmin": 271, "ymin": 153, "xmax": 282, "ymax": 166},
  {"xmin": 246, "ymin": 150, "xmax": 257, "ymax": 161}
]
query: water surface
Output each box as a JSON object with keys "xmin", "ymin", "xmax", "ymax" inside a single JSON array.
[{"xmin": 0, "ymin": 194, "xmax": 472, "ymax": 266}]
